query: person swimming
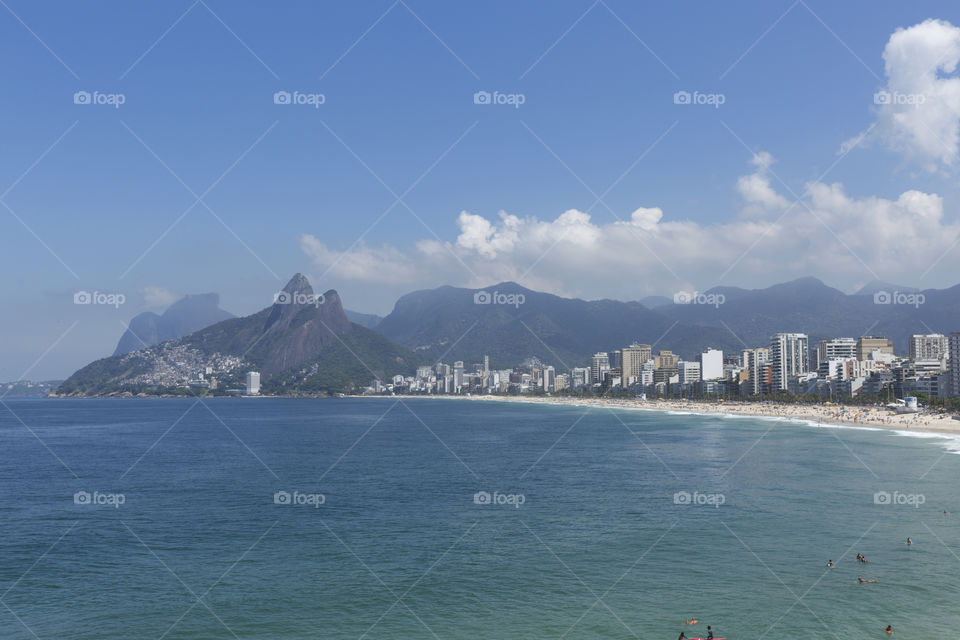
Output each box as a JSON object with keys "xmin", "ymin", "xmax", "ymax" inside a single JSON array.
[
  {"xmin": 906, "ymin": 537, "xmax": 912, "ymax": 545},
  {"xmin": 857, "ymin": 577, "xmax": 878, "ymax": 583},
  {"xmin": 684, "ymin": 618, "xmax": 698, "ymax": 625},
  {"xmin": 885, "ymin": 625, "xmax": 893, "ymax": 634},
  {"xmin": 827, "ymin": 559, "xmax": 834, "ymax": 568}
]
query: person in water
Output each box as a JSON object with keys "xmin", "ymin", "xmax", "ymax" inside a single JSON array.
[
  {"xmin": 857, "ymin": 577, "xmax": 878, "ymax": 583},
  {"xmin": 684, "ymin": 618, "xmax": 698, "ymax": 625},
  {"xmin": 906, "ymin": 537, "xmax": 912, "ymax": 545},
  {"xmin": 886, "ymin": 625, "xmax": 893, "ymax": 634},
  {"xmin": 678, "ymin": 633, "xmax": 687, "ymax": 640},
  {"xmin": 827, "ymin": 559, "xmax": 834, "ymax": 568},
  {"xmin": 706, "ymin": 625, "xmax": 714, "ymax": 639}
]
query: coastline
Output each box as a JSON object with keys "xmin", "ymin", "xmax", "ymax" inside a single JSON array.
[{"xmin": 369, "ymin": 393, "xmax": 960, "ymax": 439}]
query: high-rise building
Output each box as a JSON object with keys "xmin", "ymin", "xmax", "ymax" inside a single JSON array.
[
  {"xmin": 817, "ymin": 338, "xmax": 856, "ymax": 366},
  {"xmin": 245, "ymin": 371, "xmax": 261, "ymax": 395},
  {"xmin": 543, "ymin": 366, "xmax": 556, "ymax": 392},
  {"xmin": 950, "ymin": 333, "xmax": 960, "ymax": 396},
  {"xmin": 591, "ymin": 352, "xmax": 610, "ymax": 385},
  {"xmin": 857, "ymin": 336, "xmax": 894, "ymax": 361},
  {"xmin": 742, "ymin": 347, "xmax": 770, "ymax": 394},
  {"xmin": 609, "ymin": 350, "xmax": 622, "ymax": 371},
  {"xmin": 678, "ymin": 361, "xmax": 701, "ymax": 385},
  {"xmin": 621, "ymin": 344, "xmax": 651, "ymax": 388},
  {"xmin": 483, "ymin": 355, "xmax": 490, "ymax": 375},
  {"xmin": 910, "ymin": 334, "xmax": 948, "ymax": 361},
  {"xmin": 571, "ymin": 367, "xmax": 591, "ymax": 390},
  {"xmin": 771, "ymin": 333, "xmax": 809, "ymax": 391},
  {"xmin": 453, "ymin": 361, "xmax": 464, "ymax": 392},
  {"xmin": 698, "ymin": 348, "xmax": 723, "ymax": 380}
]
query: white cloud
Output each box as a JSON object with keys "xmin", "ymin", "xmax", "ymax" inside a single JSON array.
[
  {"xmin": 849, "ymin": 19, "xmax": 960, "ymax": 171},
  {"xmin": 301, "ymin": 153, "xmax": 960, "ymax": 299},
  {"xmin": 142, "ymin": 286, "xmax": 178, "ymax": 310}
]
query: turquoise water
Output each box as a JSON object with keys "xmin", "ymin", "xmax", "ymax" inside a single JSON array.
[{"xmin": 1, "ymin": 398, "xmax": 958, "ymax": 639}]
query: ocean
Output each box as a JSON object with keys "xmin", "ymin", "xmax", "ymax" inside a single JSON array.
[{"xmin": 1, "ymin": 397, "xmax": 957, "ymax": 639}]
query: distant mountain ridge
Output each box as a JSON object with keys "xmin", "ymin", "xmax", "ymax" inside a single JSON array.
[
  {"xmin": 60, "ymin": 274, "xmax": 422, "ymax": 396},
  {"xmin": 114, "ymin": 293, "xmax": 234, "ymax": 355},
  {"xmin": 376, "ymin": 277, "xmax": 960, "ymax": 367}
]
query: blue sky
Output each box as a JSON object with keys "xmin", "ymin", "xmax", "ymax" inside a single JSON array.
[{"xmin": 3, "ymin": 0, "xmax": 960, "ymax": 379}]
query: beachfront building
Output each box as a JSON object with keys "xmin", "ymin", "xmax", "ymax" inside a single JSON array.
[
  {"xmin": 591, "ymin": 352, "xmax": 610, "ymax": 387},
  {"xmin": 910, "ymin": 334, "xmax": 949, "ymax": 361},
  {"xmin": 543, "ymin": 366, "xmax": 556, "ymax": 392},
  {"xmin": 950, "ymin": 333, "xmax": 960, "ymax": 396},
  {"xmin": 245, "ymin": 371, "xmax": 260, "ymax": 395},
  {"xmin": 816, "ymin": 337, "xmax": 856, "ymax": 366},
  {"xmin": 571, "ymin": 367, "xmax": 591, "ymax": 390},
  {"xmin": 857, "ymin": 336, "xmax": 894, "ymax": 361},
  {"xmin": 621, "ymin": 343, "xmax": 651, "ymax": 388},
  {"xmin": 771, "ymin": 333, "xmax": 809, "ymax": 392},
  {"xmin": 678, "ymin": 361, "xmax": 701, "ymax": 386},
  {"xmin": 698, "ymin": 348, "xmax": 723, "ymax": 380}
]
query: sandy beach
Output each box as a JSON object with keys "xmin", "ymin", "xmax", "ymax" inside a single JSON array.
[{"xmin": 378, "ymin": 393, "xmax": 960, "ymax": 436}]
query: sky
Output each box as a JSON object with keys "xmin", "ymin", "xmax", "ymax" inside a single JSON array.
[{"xmin": 2, "ymin": 0, "xmax": 960, "ymax": 379}]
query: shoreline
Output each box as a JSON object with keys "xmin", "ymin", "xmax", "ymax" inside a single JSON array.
[{"xmin": 365, "ymin": 393, "xmax": 960, "ymax": 439}]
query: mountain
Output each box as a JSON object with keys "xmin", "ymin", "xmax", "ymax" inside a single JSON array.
[
  {"xmin": 344, "ymin": 309, "xmax": 383, "ymax": 329},
  {"xmin": 656, "ymin": 277, "xmax": 960, "ymax": 353},
  {"xmin": 59, "ymin": 274, "xmax": 423, "ymax": 396},
  {"xmin": 114, "ymin": 293, "xmax": 234, "ymax": 355},
  {"xmin": 852, "ymin": 280, "xmax": 920, "ymax": 296},
  {"xmin": 376, "ymin": 277, "xmax": 960, "ymax": 367},
  {"xmin": 375, "ymin": 281, "xmax": 738, "ymax": 368}
]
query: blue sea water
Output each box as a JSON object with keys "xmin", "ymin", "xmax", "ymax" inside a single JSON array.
[{"xmin": 1, "ymin": 397, "xmax": 959, "ymax": 639}]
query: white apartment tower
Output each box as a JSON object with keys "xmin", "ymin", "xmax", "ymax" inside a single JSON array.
[
  {"xmin": 698, "ymin": 348, "xmax": 723, "ymax": 381},
  {"xmin": 910, "ymin": 334, "xmax": 948, "ymax": 361},
  {"xmin": 591, "ymin": 352, "xmax": 610, "ymax": 386},
  {"xmin": 816, "ymin": 338, "xmax": 856, "ymax": 366},
  {"xmin": 771, "ymin": 333, "xmax": 809, "ymax": 392},
  {"xmin": 245, "ymin": 371, "xmax": 261, "ymax": 395}
]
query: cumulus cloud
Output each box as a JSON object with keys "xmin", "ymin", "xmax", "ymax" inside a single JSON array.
[
  {"xmin": 849, "ymin": 19, "xmax": 960, "ymax": 171},
  {"xmin": 300, "ymin": 152, "xmax": 960, "ymax": 300},
  {"xmin": 142, "ymin": 286, "xmax": 178, "ymax": 310}
]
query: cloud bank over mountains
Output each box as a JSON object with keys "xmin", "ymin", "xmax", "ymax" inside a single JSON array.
[{"xmin": 302, "ymin": 19, "xmax": 960, "ymax": 301}]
